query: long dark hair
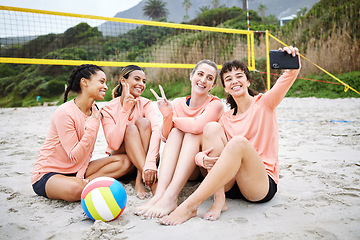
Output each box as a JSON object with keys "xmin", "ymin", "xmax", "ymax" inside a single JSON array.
[
  {"xmin": 63, "ymin": 64, "xmax": 104, "ymax": 103},
  {"xmin": 220, "ymin": 60, "xmax": 258, "ymax": 110},
  {"xmin": 112, "ymin": 65, "xmax": 143, "ymax": 98}
]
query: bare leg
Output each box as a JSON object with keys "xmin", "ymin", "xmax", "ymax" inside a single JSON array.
[
  {"xmin": 144, "ymin": 132, "xmax": 202, "ymax": 219},
  {"xmin": 134, "ymin": 128, "xmax": 184, "ymax": 215},
  {"xmin": 160, "ymin": 135, "xmax": 269, "ymax": 225},
  {"xmin": 85, "ymin": 154, "xmax": 132, "ymax": 181},
  {"xmin": 200, "ymin": 122, "xmax": 228, "ymax": 221},
  {"xmin": 45, "ymin": 149, "xmax": 133, "ymax": 202},
  {"xmin": 45, "ymin": 175, "xmax": 88, "ymax": 201},
  {"xmin": 124, "ymin": 119, "xmax": 151, "ymax": 199}
]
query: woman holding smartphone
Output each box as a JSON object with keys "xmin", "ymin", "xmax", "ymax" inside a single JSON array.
[{"xmin": 160, "ymin": 46, "xmax": 301, "ymax": 225}]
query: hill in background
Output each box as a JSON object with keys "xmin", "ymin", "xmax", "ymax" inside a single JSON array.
[{"xmin": 99, "ymin": 0, "xmax": 320, "ymax": 36}]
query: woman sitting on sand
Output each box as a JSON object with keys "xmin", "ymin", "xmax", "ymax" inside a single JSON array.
[
  {"xmin": 135, "ymin": 59, "xmax": 224, "ymax": 218},
  {"xmin": 159, "ymin": 46, "xmax": 301, "ymax": 225},
  {"xmin": 101, "ymin": 65, "xmax": 161, "ymax": 199},
  {"xmin": 32, "ymin": 64, "xmax": 124, "ymax": 202}
]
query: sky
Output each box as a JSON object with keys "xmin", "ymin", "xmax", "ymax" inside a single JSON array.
[
  {"xmin": 0, "ymin": 0, "xmax": 142, "ymax": 17},
  {"xmin": 0, "ymin": 0, "xmax": 142, "ymax": 37}
]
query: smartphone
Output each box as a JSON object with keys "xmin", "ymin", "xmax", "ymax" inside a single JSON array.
[{"xmin": 269, "ymin": 50, "xmax": 299, "ymax": 69}]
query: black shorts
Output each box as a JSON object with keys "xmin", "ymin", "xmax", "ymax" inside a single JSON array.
[
  {"xmin": 32, "ymin": 172, "xmax": 76, "ymax": 198},
  {"xmin": 225, "ymin": 175, "xmax": 277, "ymax": 203}
]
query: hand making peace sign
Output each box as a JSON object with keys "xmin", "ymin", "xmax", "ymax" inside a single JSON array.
[
  {"xmin": 122, "ymin": 82, "xmax": 137, "ymax": 112},
  {"xmin": 150, "ymin": 85, "xmax": 172, "ymax": 117}
]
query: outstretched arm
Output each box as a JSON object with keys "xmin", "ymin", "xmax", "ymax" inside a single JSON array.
[{"xmin": 263, "ymin": 46, "xmax": 301, "ymax": 109}]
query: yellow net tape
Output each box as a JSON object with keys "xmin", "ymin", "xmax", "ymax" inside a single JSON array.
[
  {"xmin": 269, "ymin": 33, "xmax": 360, "ymax": 95},
  {"xmin": 0, "ymin": 57, "xmax": 218, "ymax": 69}
]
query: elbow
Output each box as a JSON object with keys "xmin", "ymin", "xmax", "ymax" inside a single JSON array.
[
  {"xmin": 105, "ymin": 135, "xmax": 120, "ymax": 151},
  {"xmin": 107, "ymin": 141, "xmax": 120, "ymax": 152}
]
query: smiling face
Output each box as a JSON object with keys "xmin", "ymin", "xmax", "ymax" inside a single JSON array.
[
  {"xmin": 222, "ymin": 68, "xmax": 250, "ymax": 98},
  {"xmin": 122, "ymin": 70, "xmax": 146, "ymax": 98},
  {"xmin": 84, "ymin": 70, "xmax": 108, "ymax": 100},
  {"xmin": 190, "ymin": 63, "xmax": 217, "ymax": 95}
]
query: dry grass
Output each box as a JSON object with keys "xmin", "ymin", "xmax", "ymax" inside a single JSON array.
[{"xmin": 105, "ymin": 19, "xmax": 359, "ymax": 84}]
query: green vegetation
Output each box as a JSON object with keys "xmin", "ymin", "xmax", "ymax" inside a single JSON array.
[
  {"xmin": 0, "ymin": 0, "xmax": 359, "ymax": 108},
  {"xmin": 286, "ymin": 71, "xmax": 360, "ymax": 99}
]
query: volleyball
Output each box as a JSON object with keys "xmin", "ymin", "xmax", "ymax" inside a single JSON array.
[{"xmin": 81, "ymin": 177, "xmax": 127, "ymax": 222}]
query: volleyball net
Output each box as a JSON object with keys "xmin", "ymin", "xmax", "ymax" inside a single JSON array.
[
  {"xmin": 1, "ymin": 5, "xmax": 359, "ymax": 95},
  {"xmin": 0, "ymin": 5, "xmax": 255, "ymax": 71}
]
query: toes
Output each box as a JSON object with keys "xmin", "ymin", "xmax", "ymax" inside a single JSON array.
[{"xmin": 134, "ymin": 209, "xmax": 144, "ymax": 216}]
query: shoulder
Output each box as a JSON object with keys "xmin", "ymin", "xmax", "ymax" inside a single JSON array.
[
  {"xmin": 219, "ymin": 110, "xmax": 231, "ymax": 125},
  {"xmin": 102, "ymin": 98, "xmax": 120, "ymax": 111},
  {"xmin": 208, "ymin": 94, "xmax": 221, "ymax": 102},
  {"xmin": 206, "ymin": 96, "xmax": 224, "ymax": 112},
  {"xmin": 221, "ymin": 109, "xmax": 234, "ymax": 119},
  {"xmin": 104, "ymin": 97, "xmax": 120, "ymax": 107},
  {"xmin": 54, "ymin": 100, "xmax": 75, "ymax": 116},
  {"xmin": 51, "ymin": 101, "xmax": 78, "ymax": 123},
  {"xmin": 137, "ymin": 96, "xmax": 152, "ymax": 105},
  {"xmin": 253, "ymin": 93, "xmax": 264, "ymax": 103},
  {"xmin": 208, "ymin": 95, "xmax": 223, "ymax": 106},
  {"xmin": 173, "ymin": 96, "xmax": 187, "ymax": 105}
]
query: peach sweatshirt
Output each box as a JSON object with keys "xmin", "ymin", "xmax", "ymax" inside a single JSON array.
[
  {"xmin": 31, "ymin": 100, "xmax": 100, "ymax": 184},
  {"xmin": 161, "ymin": 95, "xmax": 224, "ymax": 140},
  {"xmin": 219, "ymin": 69, "xmax": 300, "ymax": 184},
  {"xmin": 101, "ymin": 97, "xmax": 161, "ymax": 172}
]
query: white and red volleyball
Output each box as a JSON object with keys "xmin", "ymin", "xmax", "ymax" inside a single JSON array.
[{"xmin": 81, "ymin": 177, "xmax": 127, "ymax": 222}]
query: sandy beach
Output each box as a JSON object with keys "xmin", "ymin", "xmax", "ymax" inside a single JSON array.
[{"xmin": 0, "ymin": 97, "xmax": 359, "ymax": 240}]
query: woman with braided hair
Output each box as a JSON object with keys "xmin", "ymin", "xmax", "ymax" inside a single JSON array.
[
  {"xmin": 101, "ymin": 65, "xmax": 161, "ymax": 199},
  {"xmin": 32, "ymin": 64, "xmax": 124, "ymax": 202}
]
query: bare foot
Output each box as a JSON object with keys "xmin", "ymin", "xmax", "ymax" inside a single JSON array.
[
  {"xmin": 135, "ymin": 174, "xmax": 151, "ymax": 200},
  {"xmin": 159, "ymin": 203, "xmax": 197, "ymax": 226},
  {"xmin": 201, "ymin": 201, "xmax": 228, "ymax": 221},
  {"xmin": 143, "ymin": 194, "xmax": 178, "ymax": 219},
  {"xmin": 134, "ymin": 193, "xmax": 162, "ymax": 216}
]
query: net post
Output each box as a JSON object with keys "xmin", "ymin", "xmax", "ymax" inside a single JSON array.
[{"xmin": 266, "ymin": 30, "xmax": 270, "ymax": 91}]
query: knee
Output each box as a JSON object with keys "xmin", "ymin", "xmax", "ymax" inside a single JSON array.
[
  {"xmin": 169, "ymin": 127, "xmax": 183, "ymax": 137},
  {"xmin": 227, "ymin": 136, "xmax": 248, "ymax": 152},
  {"xmin": 203, "ymin": 122, "xmax": 223, "ymax": 139},
  {"xmin": 112, "ymin": 155, "xmax": 133, "ymax": 172},
  {"xmin": 184, "ymin": 132, "xmax": 201, "ymax": 142},
  {"xmin": 65, "ymin": 181, "xmax": 84, "ymax": 202},
  {"xmin": 135, "ymin": 117, "xmax": 150, "ymax": 131},
  {"xmin": 125, "ymin": 123, "xmax": 138, "ymax": 136}
]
